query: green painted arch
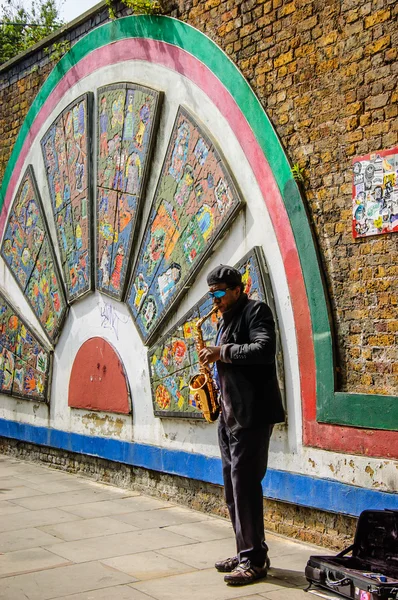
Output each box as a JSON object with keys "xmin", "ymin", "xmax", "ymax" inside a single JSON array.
[{"xmin": 0, "ymin": 15, "xmax": 396, "ymax": 434}]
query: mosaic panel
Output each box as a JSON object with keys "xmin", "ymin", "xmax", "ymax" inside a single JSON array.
[
  {"xmin": 352, "ymin": 147, "xmax": 398, "ymax": 238},
  {"xmin": 0, "ymin": 166, "xmax": 68, "ymax": 344},
  {"xmin": 126, "ymin": 106, "xmax": 244, "ymax": 344},
  {"xmin": 41, "ymin": 93, "xmax": 93, "ymax": 302},
  {"xmin": 96, "ymin": 84, "xmax": 162, "ymax": 300},
  {"xmin": 148, "ymin": 247, "xmax": 285, "ymax": 419},
  {"xmin": 0, "ymin": 290, "xmax": 52, "ymax": 401}
]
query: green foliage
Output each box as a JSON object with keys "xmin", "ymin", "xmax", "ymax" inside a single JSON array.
[
  {"xmin": 106, "ymin": 0, "xmax": 163, "ymax": 20},
  {"xmin": 0, "ymin": 0, "xmax": 64, "ymax": 65},
  {"xmin": 291, "ymin": 162, "xmax": 306, "ymax": 184},
  {"xmin": 44, "ymin": 39, "xmax": 69, "ymax": 61},
  {"xmin": 37, "ymin": 354, "xmax": 46, "ymax": 372}
]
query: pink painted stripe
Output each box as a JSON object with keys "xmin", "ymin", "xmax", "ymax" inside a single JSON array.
[{"xmin": 0, "ymin": 39, "xmax": 316, "ymax": 431}]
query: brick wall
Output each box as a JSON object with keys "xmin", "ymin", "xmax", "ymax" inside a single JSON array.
[{"xmin": 1, "ymin": 0, "xmax": 397, "ymax": 395}]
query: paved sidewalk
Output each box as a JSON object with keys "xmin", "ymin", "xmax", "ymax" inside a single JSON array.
[{"xmin": 0, "ymin": 453, "xmax": 328, "ymax": 600}]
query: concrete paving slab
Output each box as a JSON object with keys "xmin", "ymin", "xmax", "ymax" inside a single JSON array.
[
  {"xmin": 130, "ymin": 567, "xmax": 285, "ymax": 600},
  {"xmin": 0, "ymin": 561, "xmax": 136, "ymax": 600},
  {"xmin": 0, "ymin": 508, "xmax": 83, "ymax": 533},
  {"xmin": 59, "ymin": 498, "xmax": 144, "ymax": 519},
  {"xmin": 157, "ymin": 537, "xmax": 238, "ymax": 569},
  {"xmin": 111, "ymin": 496, "xmax": 176, "ymax": 512},
  {"xmin": 0, "ymin": 454, "xmax": 331, "ymax": 599},
  {"xmin": 229, "ymin": 596, "xmax": 269, "ymax": 600},
  {"xmin": 0, "ymin": 527, "xmax": 62, "ymax": 553},
  {"xmin": 20, "ymin": 478, "xmax": 98, "ymax": 494},
  {"xmin": 40, "ymin": 516, "xmax": 139, "ymax": 541},
  {"xmin": 44, "ymin": 528, "xmax": 197, "ymax": 563},
  {"xmin": 102, "ymin": 549, "xmax": 196, "ymax": 580},
  {"xmin": 10, "ymin": 488, "xmax": 130, "ymax": 510},
  {"xmin": 163, "ymin": 519, "xmax": 235, "ymax": 542},
  {"xmin": 12, "ymin": 471, "xmax": 87, "ymax": 484},
  {"xmin": 260, "ymin": 587, "xmax": 308, "ymax": 599},
  {"xmin": 50, "ymin": 584, "xmax": 156, "ymax": 600},
  {"xmin": 0, "ymin": 547, "xmax": 70, "ymax": 578},
  {"xmin": 113, "ymin": 506, "xmax": 213, "ymax": 529},
  {"xmin": 269, "ymin": 551, "xmax": 313, "ymax": 574},
  {"xmin": 0, "ymin": 500, "xmax": 27, "ymax": 515},
  {"xmin": 267, "ymin": 567, "xmax": 308, "ymax": 589},
  {"xmin": 0, "ymin": 485, "xmax": 46, "ymax": 501},
  {"xmin": 0, "ymin": 476, "xmax": 26, "ymax": 488}
]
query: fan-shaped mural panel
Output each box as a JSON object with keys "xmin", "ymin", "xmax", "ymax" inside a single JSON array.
[
  {"xmin": 96, "ymin": 84, "xmax": 162, "ymax": 300},
  {"xmin": 68, "ymin": 337, "xmax": 130, "ymax": 414},
  {"xmin": 0, "ymin": 166, "xmax": 68, "ymax": 344},
  {"xmin": 41, "ymin": 94, "xmax": 93, "ymax": 302},
  {"xmin": 148, "ymin": 247, "xmax": 283, "ymax": 419},
  {"xmin": 0, "ymin": 291, "xmax": 52, "ymax": 401},
  {"xmin": 126, "ymin": 106, "xmax": 244, "ymax": 344}
]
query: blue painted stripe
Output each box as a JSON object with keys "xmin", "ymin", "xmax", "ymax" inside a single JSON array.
[{"xmin": 0, "ymin": 418, "xmax": 396, "ymax": 516}]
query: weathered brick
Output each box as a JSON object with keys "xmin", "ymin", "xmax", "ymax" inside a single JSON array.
[
  {"xmin": 364, "ymin": 9, "xmax": 390, "ymax": 28},
  {"xmin": 364, "ymin": 35, "xmax": 391, "ymax": 55},
  {"xmin": 365, "ymin": 92, "xmax": 390, "ymax": 110}
]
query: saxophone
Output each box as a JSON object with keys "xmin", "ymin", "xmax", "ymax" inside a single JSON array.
[{"xmin": 189, "ymin": 305, "xmax": 221, "ymax": 423}]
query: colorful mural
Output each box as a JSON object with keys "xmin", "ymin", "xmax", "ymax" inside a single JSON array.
[
  {"xmin": 352, "ymin": 147, "xmax": 398, "ymax": 238},
  {"xmin": 0, "ymin": 290, "xmax": 52, "ymax": 401},
  {"xmin": 148, "ymin": 247, "xmax": 284, "ymax": 419},
  {"xmin": 41, "ymin": 94, "xmax": 93, "ymax": 302},
  {"xmin": 126, "ymin": 106, "xmax": 244, "ymax": 343},
  {"xmin": 96, "ymin": 84, "xmax": 162, "ymax": 300},
  {"xmin": 0, "ymin": 166, "xmax": 68, "ymax": 344}
]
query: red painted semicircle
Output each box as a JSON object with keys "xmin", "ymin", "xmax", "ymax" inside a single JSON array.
[{"xmin": 68, "ymin": 337, "xmax": 130, "ymax": 414}]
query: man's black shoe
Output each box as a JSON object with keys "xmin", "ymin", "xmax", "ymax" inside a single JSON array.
[
  {"xmin": 215, "ymin": 556, "xmax": 239, "ymax": 572},
  {"xmin": 224, "ymin": 557, "xmax": 270, "ymax": 586}
]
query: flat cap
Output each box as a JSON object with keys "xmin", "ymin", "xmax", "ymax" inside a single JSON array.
[{"xmin": 207, "ymin": 264, "xmax": 242, "ymax": 287}]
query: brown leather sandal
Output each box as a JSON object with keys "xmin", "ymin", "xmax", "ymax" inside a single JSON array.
[
  {"xmin": 224, "ymin": 558, "xmax": 269, "ymax": 586},
  {"xmin": 215, "ymin": 556, "xmax": 239, "ymax": 572}
]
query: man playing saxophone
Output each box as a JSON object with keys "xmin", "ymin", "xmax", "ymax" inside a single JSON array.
[{"xmin": 199, "ymin": 264, "xmax": 284, "ymax": 586}]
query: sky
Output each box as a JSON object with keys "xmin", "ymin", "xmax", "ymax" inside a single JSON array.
[{"xmin": 58, "ymin": 0, "xmax": 101, "ymax": 23}]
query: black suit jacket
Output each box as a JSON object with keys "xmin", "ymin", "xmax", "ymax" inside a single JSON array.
[{"xmin": 217, "ymin": 294, "xmax": 285, "ymax": 428}]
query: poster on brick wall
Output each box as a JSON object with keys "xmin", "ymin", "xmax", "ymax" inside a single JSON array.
[
  {"xmin": 148, "ymin": 247, "xmax": 285, "ymax": 419},
  {"xmin": 352, "ymin": 147, "xmax": 398, "ymax": 238},
  {"xmin": 125, "ymin": 106, "xmax": 244, "ymax": 345}
]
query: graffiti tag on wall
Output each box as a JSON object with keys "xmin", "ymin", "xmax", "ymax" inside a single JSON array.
[
  {"xmin": 352, "ymin": 147, "xmax": 398, "ymax": 238},
  {"xmin": 126, "ymin": 106, "xmax": 244, "ymax": 343},
  {"xmin": 148, "ymin": 247, "xmax": 284, "ymax": 419},
  {"xmin": 0, "ymin": 291, "xmax": 51, "ymax": 401},
  {"xmin": 96, "ymin": 84, "xmax": 162, "ymax": 300},
  {"xmin": 41, "ymin": 94, "xmax": 93, "ymax": 301},
  {"xmin": 1, "ymin": 167, "xmax": 68, "ymax": 344}
]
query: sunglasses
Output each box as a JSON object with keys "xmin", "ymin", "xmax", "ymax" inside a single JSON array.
[{"xmin": 209, "ymin": 287, "xmax": 234, "ymax": 299}]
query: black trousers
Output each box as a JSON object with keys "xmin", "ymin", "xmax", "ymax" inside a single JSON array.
[{"xmin": 218, "ymin": 414, "xmax": 273, "ymax": 567}]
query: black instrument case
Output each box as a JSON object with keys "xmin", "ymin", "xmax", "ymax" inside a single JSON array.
[{"xmin": 305, "ymin": 509, "xmax": 398, "ymax": 600}]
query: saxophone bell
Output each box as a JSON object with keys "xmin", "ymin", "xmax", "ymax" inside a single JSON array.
[{"xmin": 189, "ymin": 305, "xmax": 220, "ymax": 424}]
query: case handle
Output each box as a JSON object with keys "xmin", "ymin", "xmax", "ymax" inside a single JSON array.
[{"xmin": 325, "ymin": 571, "xmax": 352, "ymax": 588}]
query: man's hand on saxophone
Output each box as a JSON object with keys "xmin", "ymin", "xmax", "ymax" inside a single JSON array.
[{"xmin": 199, "ymin": 345, "xmax": 221, "ymax": 365}]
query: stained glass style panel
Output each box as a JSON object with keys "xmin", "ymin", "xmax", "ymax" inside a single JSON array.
[
  {"xmin": 148, "ymin": 247, "xmax": 284, "ymax": 419},
  {"xmin": 41, "ymin": 94, "xmax": 93, "ymax": 302},
  {"xmin": 0, "ymin": 291, "xmax": 52, "ymax": 401},
  {"xmin": 1, "ymin": 166, "xmax": 68, "ymax": 344},
  {"xmin": 126, "ymin": 106, "xmax": 244, "ymax": 344},
  {"xmin": 96, "ymin": 84, "xmax": 162, "ymax": 300}
]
